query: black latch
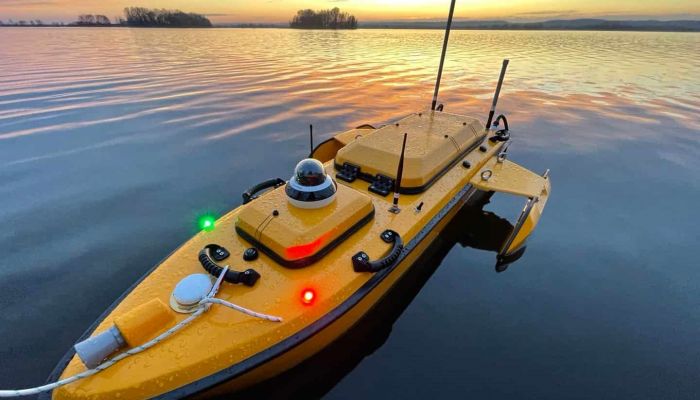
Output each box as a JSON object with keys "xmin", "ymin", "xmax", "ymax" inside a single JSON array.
[
  {"xmin": 336, "ymin": 162, "xmax": 360, "ymax": 183},
  {"xmin": 368, "ymin": 174, "xmax": 394, "ymax": 197},
  {"xmin": 209, "ymin": 244, "xmax": 230, "ymax": 261},
  {"xmin": 489, "ymin": 129, "xmax": 510, "ymax": 142}
]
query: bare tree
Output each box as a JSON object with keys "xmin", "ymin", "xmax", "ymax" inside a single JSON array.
[
  {"xmin": 95, "ymin": 15, "xmax": 110, "ymax": 25},
  {"xmin": 77, "ymin": 14, "xmax": 96, "ymax": 25}
]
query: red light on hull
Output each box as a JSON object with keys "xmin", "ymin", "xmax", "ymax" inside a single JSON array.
[
  {"xmin": 301, "ymin": 289, "xmax": 316, "ymax": 305},
  {"xmin": 286, "ymin": 238, "xmax": 323, "ymax": 259}
]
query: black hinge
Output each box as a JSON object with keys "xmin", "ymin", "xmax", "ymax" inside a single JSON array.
[
  {"xmin": 336, "ymin": 162, "xmax": 360, "ymax": 183},
  {"xmin": 368, "ymin": 174, "xmax": 395, "ymax": 197}
]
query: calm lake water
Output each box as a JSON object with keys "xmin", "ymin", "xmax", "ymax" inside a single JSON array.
[{"xmin": 1, "ymin": 27, "xmax": 699, "ymax": 399}]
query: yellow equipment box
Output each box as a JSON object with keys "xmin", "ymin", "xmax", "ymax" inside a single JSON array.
[
  {"xmin": 334, "ymin": 111, "xmax": 484, "ymax": 193},
  {"xmin": 235, "ymin": 184, "xmax": 375, "ymax": 268}
]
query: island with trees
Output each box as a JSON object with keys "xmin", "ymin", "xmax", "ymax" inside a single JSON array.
[
  {"xmin": 121, "ymin": 7, "xmax": 211, "ymax": 27},
  {"xmin": 0, "ymin": 7, "xmax": 211, "ymax": 27},
  {"xmin": 290, "ymin": 7, "xmax": 358, "ymax": 29}
]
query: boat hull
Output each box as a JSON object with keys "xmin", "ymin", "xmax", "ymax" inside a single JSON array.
[
  {"xmin": 185, "ymin": 186, "xmax": 477, "ymax": 398},
  {"xmin": 43, "ymin": 111, "xmax": 549, "ymax": 399},
  {"xmin": 44, "ymin": 184, "xmax": 475, "ymax": 400}
]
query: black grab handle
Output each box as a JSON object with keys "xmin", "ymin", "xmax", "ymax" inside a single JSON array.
[
  {"xmin": 242, "ymin": 178, "xmax": 286, "ymax": 204},
  {"xmin": 199, "ymin": 245, "xmax": 260, "ymax": 286},
  {"xmin": 352, "ymin": 230, "xmax": 403, "ymax": 273}
]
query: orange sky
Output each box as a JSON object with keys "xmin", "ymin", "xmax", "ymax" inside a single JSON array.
[{"xmin": 1, "ymin": 0, "xmax": 699, "ymax": 24}]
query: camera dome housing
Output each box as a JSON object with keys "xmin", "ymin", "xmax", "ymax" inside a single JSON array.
[{"xmin": 286, "ymin": 159, "xmax": 337, "ymax": 209}]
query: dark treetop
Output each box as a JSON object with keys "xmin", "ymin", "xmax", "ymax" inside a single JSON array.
[
  {"xmin": 290, "ymin": 7, "xmax": 358, "ymax": 29},
  {"xmin": 121, "ymin": 7, "xmax": 212, "ymax": 27}
]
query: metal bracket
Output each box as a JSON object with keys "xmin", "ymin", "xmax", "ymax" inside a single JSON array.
[
  {"xmin": 498, "ymin": 196, "xmax": 539, "ymax": 258},
  {"xmin": 497, "ymin": 142, "xmax": 511, "ymax": 163}
]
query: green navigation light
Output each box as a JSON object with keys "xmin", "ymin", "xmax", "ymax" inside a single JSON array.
[{"xmin": 199, "ymin": 216, "xmax": 216, "ymax": 232}]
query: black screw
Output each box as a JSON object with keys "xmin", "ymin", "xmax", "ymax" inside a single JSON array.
[{"xmin": 272, "ymin": 209, "xmax": 279, "ymax": 216}]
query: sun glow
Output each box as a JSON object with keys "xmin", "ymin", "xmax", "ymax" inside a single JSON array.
[{"xmin": 0, "ymin": 0, "xmax": 697, "ymax": 24}]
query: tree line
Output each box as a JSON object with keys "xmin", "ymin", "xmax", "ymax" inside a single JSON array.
[
  {"xmin": 76, "ymin": 14, "xmax": 112, "ymax": 26},
  {"xmin": 0, "ymin": 7, "xmax": 211, "ymax": 27},
  {"xmin": 0, "ymin": 19, "xmax": 64, "ymax": 26},
  {"xmin": 290, "ymin": 7, "xmax": 358, "ymax": 29},
  {"xmin": 122, "ymin": 7, "xmax": 212, "ymax": 27}
]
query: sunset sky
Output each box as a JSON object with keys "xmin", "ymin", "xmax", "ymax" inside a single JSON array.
[{"xmin": 1, "ymin": 0, "xmax": 699, "ymax": 24}]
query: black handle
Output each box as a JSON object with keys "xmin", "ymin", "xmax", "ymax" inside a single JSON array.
[
  {"xmin": 352, "ymin": 230, "xmax": 403, "ymax": 273},
  {"xmin": 199, "ymin": 245, "xmax": 260, "ymax": 286},
  {"xmin": 242, "ymin": 178, "xmax": 286, "ymax": 204}
]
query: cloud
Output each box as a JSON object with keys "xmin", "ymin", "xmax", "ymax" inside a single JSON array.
[
  {"xmin": 506, "ymin": 9, "xmax": 582, "ymax": 21},
  {"xmin": 513, "ymin": 10, "xmax": 578, "ymax": 16},
  {"xmin": 0, "ymin": 0, "xmax": 57, "ymax": 5}
]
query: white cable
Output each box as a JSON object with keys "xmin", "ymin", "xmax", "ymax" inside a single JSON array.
[
  {"xmin": 0, "ymin": 309, "xmax": 205, "ymax": 398},
  {"xmin": 0, "ymin": 267, "xmax": 282, "ymax": 398},
  {"xmin": 201, "ymin": 298, "xmax": 283, "ymax": 322}
]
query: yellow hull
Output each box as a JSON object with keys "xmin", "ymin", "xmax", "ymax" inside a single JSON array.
[
  {"xmin": 45, "ymin": 111, "xmax": 549, "ymax": 399},
  {"xmin": 192, "ymin": 186, "xmax": 474, "ymax": 398}
]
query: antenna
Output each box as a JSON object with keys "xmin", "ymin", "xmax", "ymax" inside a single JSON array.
[
  {"xmin": 309, "ymin": 124, "xmax": 314, "ymax": 156},
  {"xmin": 430, "ymin": 0, "xmax": 457, "ymax": 111},
  {"xmin": 485, "ymin": 59, "xmax": 509, "ymax": 129},
  {"xmin": 389, "ymin": 133, "xmax": 408, "ymax": 214}
]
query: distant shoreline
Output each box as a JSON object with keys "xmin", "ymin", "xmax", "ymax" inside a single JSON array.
[
  {"xmin": 2, "ymin": 19, "xmax": 700, "ymax": 33},
  {"xmin": 2, "ymin": 25, "xmax": 698, "ymax": 32}
]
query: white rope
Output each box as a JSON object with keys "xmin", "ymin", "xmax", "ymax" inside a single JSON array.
[
  {"xmin": 201, "ymin": 298, "xmax": 282, "ymax": 322},
  {"xmin": 0, "ymin": 267, "xmax": 282, "ymax": 398}
]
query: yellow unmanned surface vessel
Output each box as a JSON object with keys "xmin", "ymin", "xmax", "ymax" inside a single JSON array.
[
  {"xmin": 40, "ymin": 112, "xmax": 549, "ymax": 400},
  {"xmin": 0, "ymin": 1, "xmax": 550, "ymax": 399}
]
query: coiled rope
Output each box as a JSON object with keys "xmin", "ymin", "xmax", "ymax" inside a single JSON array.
[{"xmin": 0, "ymin": 267, "xmax": 282, "ymax": 398}]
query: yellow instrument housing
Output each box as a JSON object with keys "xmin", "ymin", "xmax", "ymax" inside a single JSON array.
[
  {"xmin": 114, "ymin": 299, "xmax": 174, "ymax": 347},
  {"xmin": 335, "ymin": 112, "xmax": 483, "ymax": 190},
  {"xmin": 235, "ymin": 184, "xmax": 375, "ymax": 267}
]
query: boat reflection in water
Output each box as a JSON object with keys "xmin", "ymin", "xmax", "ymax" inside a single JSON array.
[{"xmin": 231, "ymin": 191, "xmax": 522, "ymax": 399}]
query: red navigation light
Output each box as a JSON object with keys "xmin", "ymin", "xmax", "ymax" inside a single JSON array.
[
  {"xmin": 286, "ymin": 237, "xmax": 323, "ymax": 259},
  {"xmin": 301, "ymin": 289, "xmax": 316, "ymax": 305}
]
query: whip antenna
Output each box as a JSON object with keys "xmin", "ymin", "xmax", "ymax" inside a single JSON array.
[
  {"xmin": 485, "ymin": 59, "xmax": 509, "ymax": 129},
  {"xmin": 430, "ymin": 0, "xmax": 457, "ymax": 111},
  {"xmin": 309, "ymin": 124, "xmax": 314, "ymax": 156},
  {"xmin": 389, "ymin": 133, "xmax": 408, "ymax": 214}
]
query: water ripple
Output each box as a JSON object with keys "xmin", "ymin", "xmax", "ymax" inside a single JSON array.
[{"xmin": 0, "ymin": 27, "xmax": 698, "ymax": 160}]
